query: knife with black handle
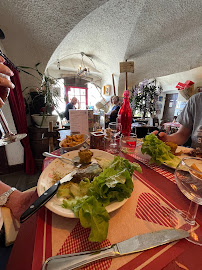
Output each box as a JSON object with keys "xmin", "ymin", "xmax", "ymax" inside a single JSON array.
[{"xmin": 20, "ymin": 168, "xmax": 79, "ymax": 223}]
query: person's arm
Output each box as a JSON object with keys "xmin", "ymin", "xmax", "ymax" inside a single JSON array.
[
  {"xmin": 0, "ymin": 56, "xmax": 15, "ymax": 89},
  {"xmin": 110, "ymin": 105, "xmax": 120, "ymax": 116},
  {"xmin": 153, "ymin": 125, "xmax": 192, "ymax": 145},
  {"xmin": 0, "ymin": 181, "xmax": 38, "ymax": 221},
  {"xmin": 64, "ymin": 103, "xmax": 71, "ymax": 119},
  {"xmin": 64, "ymin": 104, "xmax": 68, "ymax": 118},
  {"xmin": 110, "ymin": 109, "xmax": 117, "ymax": 116}
]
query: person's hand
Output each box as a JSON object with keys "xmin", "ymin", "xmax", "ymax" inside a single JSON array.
[
  {"xmin": 152, "ymin": 130, "xmax": 168, "ymax": 142},
  {"xmin": 6, "ymin": 189, "xmax": 38, "ymax": 221},
  {"xmin": 0, "ymin": 56, "xmax": 15, "ymax": 89}
]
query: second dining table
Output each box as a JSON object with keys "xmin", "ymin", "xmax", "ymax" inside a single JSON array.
[{"xmin": 6, "ymin": 146, "xmax": 202, "ymax": 270}]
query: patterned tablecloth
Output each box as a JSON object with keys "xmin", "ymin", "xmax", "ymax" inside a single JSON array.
[{"xmin": 6, "ymin": 148, "xmax": 202, "ymax": 270}]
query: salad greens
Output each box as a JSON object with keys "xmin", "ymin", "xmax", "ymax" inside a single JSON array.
[
  {"xmin": 62, "ymin": 156, "xmax": 142, "ymax": 243},
  {"xmin": 63, "ymin": 195, "xmax": 110, "ymax": 243},
  {"xmin": 141, "ymin": 134, "xmax": 181, "ymax": 168},
  {"xmin": 57, "ymin": 178, "xmax": 91, "ymax": 199},
  {"xmin": 88, "ymin": 156, "xmax": 141, "ymax": 205}
]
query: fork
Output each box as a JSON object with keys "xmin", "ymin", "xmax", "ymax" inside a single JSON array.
[{"xmin": 42, "ymin": 152, "xmax": 75, "ymax": 165}]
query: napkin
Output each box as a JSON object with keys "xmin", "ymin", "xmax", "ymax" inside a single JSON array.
[
  {"xmin": 1, "ymin": 206, "xmax": 20, "ymax": 246},
  {"xmin": 2, "ymin": 186, "xmax": 37, "ymax": 246}
]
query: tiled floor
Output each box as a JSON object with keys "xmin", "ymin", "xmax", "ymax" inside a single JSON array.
[
  {"xmin": 0, "ymin": 169, "xmax": 42, "ymax": 191},
  {"xmin": 0, "ymin": 169, "xmax": 42, "ymax": 270}
]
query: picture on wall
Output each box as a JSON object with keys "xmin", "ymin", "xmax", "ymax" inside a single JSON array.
[{"xmin": 104, "ymin": 85, "xmax": 111, "ymax": 96}]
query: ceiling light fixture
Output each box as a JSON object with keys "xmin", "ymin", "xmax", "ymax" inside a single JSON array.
[
  {"xmin": 77, "ymin": 52, "xmax": 90, "ymax": 77},
  {"xmin": 57, "ymin": 59, "xmax": 61, "ymax": 70}
]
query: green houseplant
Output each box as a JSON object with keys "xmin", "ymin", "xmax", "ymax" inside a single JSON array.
[
  {"xmin": 129, "ymin": 79, "xmax": 162, "ymax": 119},
  {"xmin": 19, "ymin": 63, "xmax": 61, "ymax": 127}
]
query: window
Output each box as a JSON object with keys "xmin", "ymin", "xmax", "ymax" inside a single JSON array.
[
  {"xmin": 87, "ymin": 83, "xmax": 102, "ymax": 108},
  {"xmin": 65, "ymin": 86, "xmax": 88, "ymax": 109}
]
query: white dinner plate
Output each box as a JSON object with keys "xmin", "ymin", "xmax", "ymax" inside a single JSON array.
[{"xmin": 37, "ymin": 149, "xmax": 129, "ymax": 218}]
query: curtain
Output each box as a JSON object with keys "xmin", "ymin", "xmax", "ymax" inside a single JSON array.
[{"xmin": 7, "ymin": 64, "xmax": 36, "ymax": 175}]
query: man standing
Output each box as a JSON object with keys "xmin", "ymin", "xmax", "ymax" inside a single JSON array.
[{"xmin": 64, "ymin": 97, "xmax": 78, "ymax": 121}]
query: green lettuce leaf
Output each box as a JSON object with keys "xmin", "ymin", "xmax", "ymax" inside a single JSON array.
[
  {"xmin": 61, "ymin": 156, "xmax": 142, "ymax": 243},
  {"xmin": 62, "ymin": 196, "xmax": 109, "ymax": 243},
  {"xmin": 162, "ymin": 157, "xmax": 181, "ymax": 169},
  {"xmin": 141, "ymin": 134, "xmax": 181, "ymax": 168},
  {"xmin": 88, "ymin": 156, "xmax": 141, "ymax": 205},
  {"xmin": 57, "ymin": 178, "xmax": 91, "ymax": 199}
]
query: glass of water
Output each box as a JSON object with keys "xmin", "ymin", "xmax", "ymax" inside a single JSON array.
[
  {"xmin": 174, "ymin": 157, "xmax": 202, "ymax": 245},
  {"xmin": 108, "ymin": 122, "xmax": 121, "ymax": 154},
  {"xmin": 120, "ymin": 133, "xmax": 137, "ymax": 154}
]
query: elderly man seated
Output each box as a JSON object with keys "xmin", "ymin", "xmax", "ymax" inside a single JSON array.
[{"xmin": 64, "ymin": 97, "xmax": 78, "ymax": 121}]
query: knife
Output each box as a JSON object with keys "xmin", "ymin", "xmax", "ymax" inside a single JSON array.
[
  {"xmin": 156, "ymin": 129, "xmax": 164, "ymax": 137},
  {"xmin": 42, "ymin": 229, "xmax": 189, "ymax": 270},
  {"xmin": 20, "ymin": 167, "xmax": 80, "ymax": 223}
]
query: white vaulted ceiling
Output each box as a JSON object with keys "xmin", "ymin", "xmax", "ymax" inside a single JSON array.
[{"xmin": 0, "ymin": 0, "xmax": 202, "ymax": 95}]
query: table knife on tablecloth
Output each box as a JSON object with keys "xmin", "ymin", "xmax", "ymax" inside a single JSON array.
[
  {"xmin": 20, "ymin": 167, "xmax": 80, "ymax": 223},
  {"xmin": 42, "ymin": 229, "xmax": 189, "ymax": 270}
]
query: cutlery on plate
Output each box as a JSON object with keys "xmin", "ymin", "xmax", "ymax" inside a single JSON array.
[
  {"xmin": 42, "ymin": 229, "xmax": 189, "ymax": 270},
  {"xmin": 20, "ymin": 167, "xmax": 81, "ymax": 223},
  {"xmin": 156, "ymin": 129, "xmax": 162, "ymax": 137},
  {"xmin": 42, "ymin": 152, "xmax": 76, "ymax": 165},
  {"xmin": 155, "ymin": 128, "xmax": 165, "ymax": 138}
]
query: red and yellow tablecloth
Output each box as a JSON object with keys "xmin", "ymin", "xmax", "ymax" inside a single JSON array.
[{"xmin": 6, "ymin": 149, "xmax": 202, "ymax": 270}]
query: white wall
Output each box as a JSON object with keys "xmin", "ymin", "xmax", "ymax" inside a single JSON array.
[
  {"xmin": 156, "ymin": 66, "xmax": 202, "ymax": 120},
  {"xmin": 157, "ymin": 66, "xmax": 202, "ymax": 92}
]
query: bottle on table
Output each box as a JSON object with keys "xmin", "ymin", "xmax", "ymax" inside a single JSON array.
[{"xmin": 118, "ymin": 90, "xmax": 132, "ymax": 136}]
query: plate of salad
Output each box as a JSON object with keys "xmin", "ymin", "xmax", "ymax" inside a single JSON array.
[
  {"xmin": 37, "ymin": 149, "xmax": 142, "ymax": 242},
  {"xmin": 141, "ymin": 134, "xmax": 182, "ymax": 169}
]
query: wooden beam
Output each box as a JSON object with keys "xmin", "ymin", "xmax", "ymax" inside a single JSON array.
[{"xmin": 112, "ymin": 74, "xmax": 116, "ymax": 95}]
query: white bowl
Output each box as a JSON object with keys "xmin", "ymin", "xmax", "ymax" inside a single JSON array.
[
  {"xmin": 59, "ymin": 134, "xmax": 89, "ymax": 151},
  {"xmin": 31, "ymin": 114, "xmax": 58, "ymax": 128}
]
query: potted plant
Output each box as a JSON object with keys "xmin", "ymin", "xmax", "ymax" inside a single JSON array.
[
  {"xmin": 20, "ymin": 63, "xmax": 61, "ymax": 128},
  {"xmin": 129, "ymin": 79, "xmax": 162, "ymax": 119}
]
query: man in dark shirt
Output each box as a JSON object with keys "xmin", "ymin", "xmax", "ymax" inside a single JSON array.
[
  {"xmin": 64, "ymin": 97, "xmax": 77, "ymax": 120},
  {"xmin": 109, "ymin": 96, "xmax": 120, "ymax": 122}
]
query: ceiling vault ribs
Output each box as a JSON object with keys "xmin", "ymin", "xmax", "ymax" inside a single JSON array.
[{"xmin": 0, "ymin": 0, "xmax": 202, "ymax": 95}]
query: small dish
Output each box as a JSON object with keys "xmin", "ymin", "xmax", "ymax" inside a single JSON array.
[{"xmin": 59, "ymin": 134, "xmax": 89, "ymax": 152}]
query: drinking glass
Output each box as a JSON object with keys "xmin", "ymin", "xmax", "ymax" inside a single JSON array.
[
  {"xmin": 108, "ymin": 122, "xmax": 121, "ymax": 154},
  {"xmin": 174, "ymin": 157, "xmax": 202, "ymax": 245},
  {"xmin": 120, "ymin": 133, "xmax": 137, "ymax": 154}
]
